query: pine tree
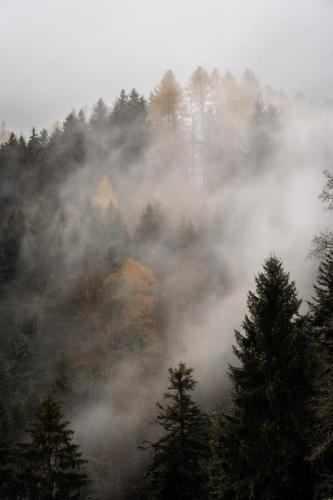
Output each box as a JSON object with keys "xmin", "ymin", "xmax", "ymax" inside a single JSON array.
[
  {"xmin": 16, "ymin": 391, "xmax": 88, "ymax": 499},
  {"xmin": 142, "ymin": 363, "xmax": 210, "ymax": 500},
  {"xmin": 247, "ymin": 97, "xmax": 280, "ymax": 171},
  {"xmin": 310, "ymin": 248, "xmax": 333, "ymax": 498},
  {"xmin": 215, "ymin": 256, "xmax": 315, "ymax": 500},
  {"xmin": 134, "ymin": 203, "xmax": 164, "ymax": 248},
  {"xmin": 311, "ymin": 247, "xmax": 333, "ymax": 334},
  {"xmin": 90, "ymin": 98, "xmax": 109, "ymax": 133},
  {"xmin": 111, "ymin": 89, "xmax": 129, "ymax": 127},
  {"xmin": 62, "ymin": 111, "xmax": 86, "ymax": 166},
  {"xmin": 53, "ymin": 353, "xmax": 72, "ymax": 398},
  {"xmin": 0, "ymin": 353, "xmax": 15, "ymax": 498}
]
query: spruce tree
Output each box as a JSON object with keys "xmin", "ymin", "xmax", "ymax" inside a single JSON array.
[
  {"xmin": 142, "ymin": 363, "xmax": 210, "ymax": 500},
  {"xmin": 215, "ymin": 256, "xmax": 315, "ymax": 500},
  {"xmin": 310, "ymin": 248, "xmax": 333, "ymax": 498},
  {"xmin": 17, "ymin": 391, "xmax": 88, "ymax": 499},
  {"xmin": 0, "ymin": 353, "xmax": 15, "ymax": 498},
  {"xmin": 247, "ymin": 97, "xmax": 280, "ymax": 171},
  {"xmin": 311, "ymin": 246, "xmax": 333, "ymax": 335},
  {"xmin": 134, "ymin": 203, "xmax": 164, "ymax": 248},
  {"xmin": 90, "ymin": 98, "xmax": 109, "ymax": 132}
]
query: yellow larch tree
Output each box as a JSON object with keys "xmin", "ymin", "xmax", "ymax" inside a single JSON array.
[{"xmin": 150, "ymin": 70, "xmax": 183, "ymax": 130}]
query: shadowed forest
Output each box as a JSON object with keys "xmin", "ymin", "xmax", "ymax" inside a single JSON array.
[{"xmin": 1, "ymin": 67, "xmax": 333, "ymax": 499}]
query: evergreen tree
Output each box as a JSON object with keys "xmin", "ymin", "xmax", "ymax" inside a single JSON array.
[
  {"xmin": 142, "ymin": 363, "xmax": 210, "ymax": 500},
  {"xmin": 311, "ymin": 247, "xmax": 333, "ymax": 334},
  {"xmin": 214, "ymin": 256, "xmax": 315, "ymax": 500},
  {"xmin": 0, "ymin": 353, "xmax": 15, "ymax": 498},
  {"xmin": 128, "ymin": 89, "xmax": 145, "ymax": 118},
  {"xmin": 16, "ymin": 391, "xmax": 88, "ymax": 499},
  {"xmin": 53, "ymin": 353, "xmax": 72, "ymax": 397},
  {"xmin": 90, "ymin": 98, "xmax": 109, "ymax": 133},
  {"xmin": 110, "ymin": 89, "xmax": 149, "ymax": 162},
  {"xmin": 134, "ymin": 203, "xmax": 164, "ymax": 248},
  {"xmin": 0, "ymin": 404, "xmax": 14, "ymax": 499},
  {"xmin": 176, "ymin": 218, "xmax": 198, "ymax": 250},
  {"xmin": 310, "ymin": 248, "xmax": 333, "ymax": 498},
  {"xmin": 247, "ymin": 97, "xmax": 280, "ymax": 172},
  {"xmin": 27, "ymin": 127, "xmax": 41, "ymax": 163},
  {"xmin": 61, "ymin": 111, "xmax": 86, "ymax": 166},
  {"xmin": 111, "ymin": 89, "xmax": 129, "ymax": 127}
]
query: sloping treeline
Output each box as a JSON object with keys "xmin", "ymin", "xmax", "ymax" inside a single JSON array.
[
  {"xmin": 2, "ymin": 253, "xmax": 333, "ymax": 499},
  {"xmin": 0, "ymin": 67, "xmax": 333, "ymax": 499}
]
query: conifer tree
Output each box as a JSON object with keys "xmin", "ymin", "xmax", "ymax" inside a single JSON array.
[
  {"xmin": 0, "ymin": 353, "xmax": 15, "ymax": 498},
  {"xmin": 90, "ymin": 97, "xmax": 109, "ymax": 133},
  {"xmin": 17, "ymin": 391, "xmax": 88, "ymax": 499},
  {"xmin": 215, "ymin": 256, "xmax": 315, "ymax": 500},
  {"xmin": 247, "ymin": 97, "xmax": 280, "ymax": 171},
  {"xmin": 142, "ymin": 363, "xmax": 210, "ymax": 500},
  {"xmin": 311, "ymin": 247, "xmax": 333, "ymax": 334},
  {"xmin": 310, "ymin": 248, "xmax": 333, "ymax": 498},
  {"xmin": 111, "ymin": 89, "xmax": 129, "ymax": 127},
  {"xmin": 134, "ymin": 203, "xmax": 164, "ymax": 248}
]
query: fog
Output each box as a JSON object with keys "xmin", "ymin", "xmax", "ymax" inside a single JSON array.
[
  {"xmin": 1, "ymin": 2, "xmax": 333, "ymax": 498},
  {"xmin": 1, "ymin": 0, "xmax": 333, "ymax": 132}
]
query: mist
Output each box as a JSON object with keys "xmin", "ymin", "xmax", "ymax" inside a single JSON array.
[
  {"xmin": 1, "ymin": 0, "xmax": 333, "ymax": 133},
  {"xmin": 1, "ymin": 2, "xmax": 333, "ymax": 499}
]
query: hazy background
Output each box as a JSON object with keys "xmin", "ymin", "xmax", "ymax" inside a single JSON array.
[{"xmin": 1, "ymin": 0, "xmax": 333, "ymax": 133}]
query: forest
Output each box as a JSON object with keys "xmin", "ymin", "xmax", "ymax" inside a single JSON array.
[{"xmin": 0, "ymin": 66, "xmax": 333, "ymax": 499}]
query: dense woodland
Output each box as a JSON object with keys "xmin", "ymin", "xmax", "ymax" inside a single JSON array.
[{"xmin": 0, "ymin": 67, "xmax": 333, "ymax": 499}]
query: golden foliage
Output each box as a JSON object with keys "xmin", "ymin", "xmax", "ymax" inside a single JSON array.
[
  {"xmin": 105, "ymin": 258, "xmax": 158, "ymax": 345},
  {"xmin": 94, "ymin": 176, "xmax": 118, "ymax": 211},
  {"xmin": 150, "ymin": 70, "xmax": 183, "ymax": 129}
]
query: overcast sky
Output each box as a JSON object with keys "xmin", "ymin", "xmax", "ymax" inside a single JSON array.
[{"xmin": 1, "ymin": 0, "xmax": 332, "ymax": 134}]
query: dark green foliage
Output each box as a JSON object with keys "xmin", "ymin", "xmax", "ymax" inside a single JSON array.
[
  {"xmin": 142, "ymin": 363, "xmax": 210, "ymax": 500},
  {"xmin": 0, "ymin": 199, "xmax": 24, "ymax": 286},
  {"xmin": 110, "ymin": 88, "xmax": 150, "ymax": 165},
  {"xmin": 61, "ymin": 111, "xmax": 87, "ymax": 166},
  {"xmin": 311, "ymin": 247, "xmax": 333, "ymax": 334},
  {"xmin": 90, "ymin": 98, "xmax": 109, "ymax": 133},
  {"xmin": 134, "ymin": 203, "xmax": 164, "ymax": 248},
  {"xmin": 214, "ymin": 257, "xmax": 315, "ymax": 500},
  {"xmin": 53, "ymin": 353, "xmax": 73, "ymax": 398},
  {"xmin": 310, "ymin": 248, "xmax": 333, "ymax": 498},
  {"xmin": 16, "ymin": 391, "xmax": 88, "ymax": 499},
  {"xmin": 0, "ymin": 353, "xmax": 15, "ymax": 498}
]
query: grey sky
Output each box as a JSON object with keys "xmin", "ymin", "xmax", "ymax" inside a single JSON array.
[{"xmin": 1, "ymin": 0, "xmax": 332, "ymax": 134}]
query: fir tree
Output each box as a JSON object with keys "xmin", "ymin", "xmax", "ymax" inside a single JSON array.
[
  {"xmin": 111, "ymin": 89, "xmax": 129, "ymax": 127},
  {"xmin": 247, "ymin": 97, "xmax": 280, "ymax": 171},
  {"xmin": 311, "ymin": 247, "xmax": 333, "ymax": 336},
  {"xmin": 0, "ymin": 353, "xmax": 15, "ymax": 498},
  {"xmin": 215, "ymin": 256, "xmax": 315, "ymax": 500},
  {"xmin": 310, "ymin": 248, "xmax": 333, "ymax": 498},
  {"xmin": 134, "ymin": 203, "xmax": 164, "ymax": 248},
  {"xmin": 16, "ymin": 391, "xmax": 88, "ymax": 499},
  {"xmin": 142, "ymin": 363, "xmax": 210, "ymax": 500},
  {"xmin": 90, "ymin": 98, "xmax": 109, "ymax": 132}
]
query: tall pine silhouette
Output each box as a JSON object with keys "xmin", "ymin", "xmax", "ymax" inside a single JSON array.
[
  {"xmin": 310, "ymin": 248, "xmax": 333, "ymax": 498},
  {"xmin": 143, "ymin": 363, "xmax": 210, "ymax": 500},
  {"xmin": 214, "ymin": 256, "xmax": 315, "ymax": 500},
  {"xmin": 16, "ymin": 391, "xmax": 88, "ymax": 499}
]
